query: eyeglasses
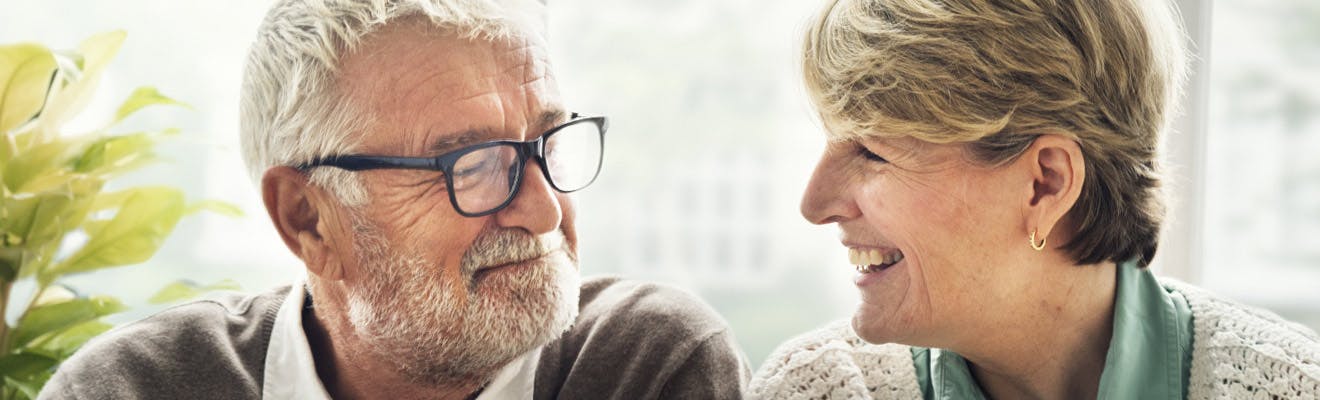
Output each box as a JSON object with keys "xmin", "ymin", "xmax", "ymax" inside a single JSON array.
[{"xmin": 300, "ymin": 114, "xmax": 607, "ymax": 217}]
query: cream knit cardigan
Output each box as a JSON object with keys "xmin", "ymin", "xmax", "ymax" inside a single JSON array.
[{"xmin": 749, "ymin": 280, "xmax": 1320, "ymax": 399}]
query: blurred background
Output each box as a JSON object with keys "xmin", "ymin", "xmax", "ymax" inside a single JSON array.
[{"xmin": 2, "ymin": 0, "xmax": 1317, "ymax": 367}]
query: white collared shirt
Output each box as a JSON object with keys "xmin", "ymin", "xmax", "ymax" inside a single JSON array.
[{"xmin": 261, "ymin": 279, "xmax": 541, "ymax": 399}]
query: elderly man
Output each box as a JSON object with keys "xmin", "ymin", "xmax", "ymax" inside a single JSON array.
[{"xmin": 40, "ymin": 0, "xmax": 748, "ymax": 399}]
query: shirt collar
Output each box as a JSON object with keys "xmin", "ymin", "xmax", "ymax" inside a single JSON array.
[
  {"xmin": 1095, "ymin": 260, "xmax": 1188, "ymax": 400},
  {"xmin": 262, "ymin": 279, "xmax": 541, "ymax": 400},
  {"xmin": 922, "ymin": 261, "xmax": 1188, "ymax": 400}
]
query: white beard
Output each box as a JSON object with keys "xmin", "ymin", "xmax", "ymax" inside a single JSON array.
[{"xmin": 344, "ymin": 217, "xmax": 580, "ymax": 385}]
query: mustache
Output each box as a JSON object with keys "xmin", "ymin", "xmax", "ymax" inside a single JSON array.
[{"xmin": 460, "ymin": 228, "xmax": 568, "ymax": 274}]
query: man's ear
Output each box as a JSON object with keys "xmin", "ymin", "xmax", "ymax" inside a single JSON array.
[
  {"xmin": 262, "ymin": 167, "xmax": 347, "ymax": 281},
  {"xmin": 1021, "ymin": 134, "xmax": 1086, "ymax": 247}
]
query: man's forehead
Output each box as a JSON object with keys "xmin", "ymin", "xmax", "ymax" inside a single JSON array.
[
  {"xmin": 339, "ymin": 20, "xmax": 550, "ymax": 103},
  {"xmin": 336, "ymin": 17, "xmax": 561, "ymax": 155}
]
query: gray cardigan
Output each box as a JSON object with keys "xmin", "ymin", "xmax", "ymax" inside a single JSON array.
[{"xmin": 40, "ymin": 277, "xmax": 750, "ymax": 399}]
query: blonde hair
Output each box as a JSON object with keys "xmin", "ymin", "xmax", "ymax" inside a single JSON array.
[
  {"xmin": 803, "ymin": 0, "xmax": 1187, "ymax": 265},
  {"xmin": 239, "ymin": 0, "xmax": 544, "ymax": 206}
]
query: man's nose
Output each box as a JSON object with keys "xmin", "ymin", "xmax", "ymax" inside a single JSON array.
[{"xmin": 494, "ymin": 160, "xmax": 562, "ymax": 234}]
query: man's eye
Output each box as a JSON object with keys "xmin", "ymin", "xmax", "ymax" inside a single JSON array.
[{"xmin": 454, "ymin": 158, "xmax": 494, "ymax": 177}]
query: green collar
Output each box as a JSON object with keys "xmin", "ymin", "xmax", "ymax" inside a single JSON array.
[
  {"xmin": 1095, "ymin": 260, "xmax": 1192, "ymax": 399},
  {"xmin": 912, "ymin": 261, "xmax": 1193, "ymax": 400}
]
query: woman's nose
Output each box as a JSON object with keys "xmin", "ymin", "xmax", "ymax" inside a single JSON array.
[{"xmin": 800, "ymin": 151, "xmax": 861, "ymax": 225}]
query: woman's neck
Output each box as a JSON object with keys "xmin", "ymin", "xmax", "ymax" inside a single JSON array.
[{"xmin": 956, "ymin": 261, "xmax": 1118, "ymax": 400}]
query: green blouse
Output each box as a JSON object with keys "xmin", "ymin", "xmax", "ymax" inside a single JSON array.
[{"xmin": 911, "ymin": 261, "xmax": 1194, "ymax": 400}]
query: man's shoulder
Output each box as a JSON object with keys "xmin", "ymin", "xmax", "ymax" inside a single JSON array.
[
  {"xmin": 574, "ymin": 276, "xmax": 730, "ymax": 340},
  {"xmin": 749, "ymin": 319, "xmax": 922, "ymax": 400},
  {"xmin": 39, "ymin": 286, "xmax": 290, "ymax": 399},
  {"xmin": 535, "ymin": 276, "xmax": 748, "ymax": 399}
]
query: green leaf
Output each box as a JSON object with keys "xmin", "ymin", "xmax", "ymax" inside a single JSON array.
[
  {"xmin": 5, "ymin": 371, "xmax": 52, "ymax": 400},
  {"xmin": 45, "ymin": 187, "xmax": 185, "ymax": 280},
  {"xmin": 1, "ymin": 132, "xmax": 17, "ymax": 172},
  {"xmin": 112, "ymin": 87, "xmax": 187, "ymax": 124},
  {"xmin": 2, "ymin": 136, "xmax": 80, "ymax": 193},
  {"xmin": 32, "ymin": 284, "xmax": 78, "ymax": 308},
  {"xmin": 1, "ymin": 194, "xmax": 45, "ymax": 240},
  {"xmin": 186, "ymin": 200, "xmax": 244, "ymax": 217},
  {"xmin": 10, "ymin": 296, "xmax": 125, "ymax": 349},
  {"xmin": 149, "ymin": 279, "xmax": 242, "ymax": 305},
  {"xmin": 17, "ymin": 179, "xmax": 102, "ymax": 279},
  {"xmin": 3, "ymin": 176, "xmax": 102, "ymax": 279},
  {"xmin": 73, "ymin": 131, "xmax": 162, "ymax": 178},
  {"xmin": 0, "ymin": 351, "xmax": 58, "ymax": 389},
  {"xmin": 3, "ymin": 191, "xmax": 71, "ymax": 249},
  {"xmin": 33, "ymin": 320, "xmax": 111, "ymax": 359},
  {"xmin": 0, "ymin": 43, "xmax": 57, "ymax": 134},
  {"xmin": 36, "ymin": 31, "xmax": 126, "ymax": 133}
]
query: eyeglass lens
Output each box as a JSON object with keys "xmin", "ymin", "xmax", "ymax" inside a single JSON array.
[{"xmin": 450, "ymin": 120, "xmax": 602, "ymax": 214}]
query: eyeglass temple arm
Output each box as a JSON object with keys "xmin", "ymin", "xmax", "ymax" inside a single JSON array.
[{"xmin": 303, "ymin": 155, "xmax": 440, "ymax": 171}]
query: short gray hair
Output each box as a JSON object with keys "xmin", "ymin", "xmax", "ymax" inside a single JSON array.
[{"xmin": 239, "ymin": 0, "xmax": 545, "ymax": 207}]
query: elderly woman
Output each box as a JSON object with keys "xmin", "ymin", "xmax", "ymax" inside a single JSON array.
[{"xmin": 750, "ymin": 0, "xmax": 1320, "ymax": 399}]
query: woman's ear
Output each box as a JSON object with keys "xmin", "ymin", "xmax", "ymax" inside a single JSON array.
[
  {"xmin": 1021, "ymin": 134, "xmax": 1086, "ymax": 248},
  {"xmin": 261, "ymin": 167, "xmax": 348, "ymax": 281}
]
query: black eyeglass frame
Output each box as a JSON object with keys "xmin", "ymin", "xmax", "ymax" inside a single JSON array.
[{"xmin": 300, "ymin": 114, "xmax": 608, "ymax": 217}]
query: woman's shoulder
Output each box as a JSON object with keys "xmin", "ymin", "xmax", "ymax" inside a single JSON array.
[
  {"xmin": 1160, "ymin": 279, "xmax": 1320, "ymax": 396},
  {"xmin": 749, "ymin": 319, "xmax": 922, "ymax": 399}
]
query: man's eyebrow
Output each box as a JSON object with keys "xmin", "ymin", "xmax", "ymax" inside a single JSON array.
[
  {"xmin": 428, "ymin": 129, "xmax": 490, "ymax": 156},
  {"xmin": 537, "ymin": 109, "xmax": 568, "ymax": 132},
  {"xmin": 426, "ymin": 110, "xmax": 568, "ymax": 156}
]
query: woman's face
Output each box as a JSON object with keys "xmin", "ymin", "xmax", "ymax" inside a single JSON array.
[{"xmin": 800, "ymin": 135, "xmax": 1032, "ymax": 346}]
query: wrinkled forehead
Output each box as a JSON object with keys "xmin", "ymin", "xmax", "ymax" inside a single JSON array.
[
  {"xmin": 334, "ymin": 17, "xmax": 560, "ymax": 154},
  {"xmin": 340, "ymin": 16, "xmax": 551, "ymax": 100}
]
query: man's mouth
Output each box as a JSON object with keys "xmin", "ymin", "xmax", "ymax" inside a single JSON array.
[
  {"xmin": 474, "ymin": 251, "xmax": 556, "ymax": 278},
  {"xmin": 481, "ymin": 257, "xmax": 538, "ymax": 272},
  {"xmin": 849, "ymin": 247, "xmax": 904, "ymax": 274}
]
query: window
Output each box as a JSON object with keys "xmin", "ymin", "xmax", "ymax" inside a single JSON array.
[
  {"xmin": 1200, "ymin": 0, "xmax": 1320, "ymax": 329},
  {"xmin": 5, "ymin": 0, "xmax": 1316, "ymax": 369}
]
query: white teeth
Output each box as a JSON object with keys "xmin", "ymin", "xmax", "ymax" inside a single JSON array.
[{"xmin": 848, "ymin": 247, "xmax": 905, "ymax": 273}]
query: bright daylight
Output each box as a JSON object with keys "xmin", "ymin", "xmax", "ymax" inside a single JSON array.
[{"xmin": 2, "ymin": 0, "xmax": 1318, "ymax": 399}]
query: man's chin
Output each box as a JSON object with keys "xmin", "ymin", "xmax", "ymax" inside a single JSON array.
[{"xmin": 472, "ymin": 253, "xmax": 581, "ymax": 338}]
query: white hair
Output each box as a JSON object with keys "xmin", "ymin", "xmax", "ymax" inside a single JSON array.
[
  {"xmin": 239, "ymin": 0, "xmax": 546, "ymax": 207},
  {"xmin": 343, "ymin": 212, "xmax": 579, "ymax": 383}
]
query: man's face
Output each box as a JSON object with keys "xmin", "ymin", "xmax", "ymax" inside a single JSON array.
[{"xmin": 331, "ymin": 19, "xmax": 580, "ymax": 383}]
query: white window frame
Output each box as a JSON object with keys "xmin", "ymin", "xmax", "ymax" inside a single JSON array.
[{"xmin": 1152, "ymin": 0, "xmax": 1213, "ymax": 283}]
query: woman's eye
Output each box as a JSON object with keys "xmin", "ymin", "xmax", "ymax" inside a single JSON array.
[{"xmin": 857, "ymin": 145, "xmax": 888, "ymax": 163}]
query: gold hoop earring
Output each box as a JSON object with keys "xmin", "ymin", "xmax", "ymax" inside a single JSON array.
[{"xmin": 1029, "ymin": 229, "xmax": 1047, "ymax": 251}]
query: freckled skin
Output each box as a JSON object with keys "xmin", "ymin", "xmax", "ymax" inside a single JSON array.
[
  {"xmin": 802, "ymin": 130, "xmax": 1120, "ymax": 399},
  {"xmin": 801, "ymin": 136, "xmax": 1029, "ymax": 348},
  {"xmin": 333, "ymin": 20, "xmax": 575, "ymax": 311}
]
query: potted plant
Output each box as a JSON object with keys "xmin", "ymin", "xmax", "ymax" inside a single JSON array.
[{"xmin": 0, "ymin": 31, "xmax": 237, "ymax": 399}]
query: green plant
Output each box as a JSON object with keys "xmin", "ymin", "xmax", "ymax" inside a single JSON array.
[{"xmin": 0, "ymin": 32, "xmax": 239, "ymax": 399}]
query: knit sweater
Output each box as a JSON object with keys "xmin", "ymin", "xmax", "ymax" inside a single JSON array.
[
  {"xmin": 749, "ymin": 279, "xmax": 1320, "ymax": 399},
  {"xmin": 40, "ymin": 276, "xmax": 750, "ymax": 399}
]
